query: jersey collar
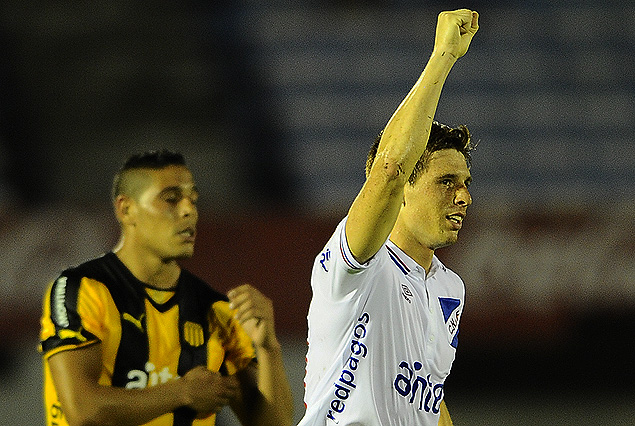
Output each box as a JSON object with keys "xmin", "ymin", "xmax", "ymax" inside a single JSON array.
[{"xmin": 385, "ymin": 240, "xmax": 441, "ymax": 279}]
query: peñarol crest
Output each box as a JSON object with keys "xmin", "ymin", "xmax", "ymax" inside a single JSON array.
[{"xmin": 183, "ymin": 321, "xmax": 204, "ymax": 347}]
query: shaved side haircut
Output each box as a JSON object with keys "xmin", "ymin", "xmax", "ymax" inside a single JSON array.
[{"xmin": 111, "ymin": 150, "xmax": 187, "ymax": 202}]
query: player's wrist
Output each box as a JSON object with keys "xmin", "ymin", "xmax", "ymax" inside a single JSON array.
[
  {"xmin": 254, "ymin": 336, "xmax": 283, "ymax": 355},
  {"xmin": 429, "ymin": 48, "xmax": 459, "ymax": 65},
  {"xmin": 174, "ymin": 376, "xmax": 194, "ymax": 408}
]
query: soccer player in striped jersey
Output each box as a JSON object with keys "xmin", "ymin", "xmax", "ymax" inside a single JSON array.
[{"xmin": 40, "ymin": 150, "xmax": 293, "ymax": 426}]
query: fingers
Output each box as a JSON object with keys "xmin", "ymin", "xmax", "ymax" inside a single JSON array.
[
  {"xmin": 227, "ymin": 284, "xmax": 280, "ymax": 350},
  {"xmin": 440, "ymin": 9, "xmax": 477, "ymax": 25},
  {"xmin": 452, "ymin": 10, "xmax": 478, "ymax": 36},
  {"xmin": 227, "ymin": 284, "xmax": 273, "ymax": 325},
  {"xmin": 182, "ymin": 367, "xmax": 240, "ymax": 415},
  {"xmin": 462, "ymin": 10, "xmax": 478, "ymax": 35},
  {"xmin": 471, "ymin": 11, "xmax": 479, "ymax": 31}
]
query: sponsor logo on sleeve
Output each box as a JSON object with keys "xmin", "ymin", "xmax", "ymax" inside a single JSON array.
[
  {"xmin": 52, "ymin": 277, "xmax": 69, "ymax": 328},
  {"xmin": 320, "ymin": 248, "xmax": 331, "ymax": 272}
]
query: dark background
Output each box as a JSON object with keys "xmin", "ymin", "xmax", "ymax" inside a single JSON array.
[{"xmin": 1, "ymin": 1, "xmax": 633, "ymax": 424}]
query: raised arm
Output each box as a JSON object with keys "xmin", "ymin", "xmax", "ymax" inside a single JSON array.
[
  {"xmin": 346, "ymin": 9, "xmax": 479, "ymax": 264},
  {"xmin": 48, "ymin": 344, "xmax": 239, "ymax": 425}
]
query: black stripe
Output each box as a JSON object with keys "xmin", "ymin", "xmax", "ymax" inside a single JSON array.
[
  {"xmin": 173, "ymin": 269, "xmax": 226, "ymax": 424},
  {"xmin": 172, "ymin": 407, "xmax": 196, "ymax": 426},
  {"xmin": 99, "ymin": 255, "xmax": 150, "ymax": 388}
]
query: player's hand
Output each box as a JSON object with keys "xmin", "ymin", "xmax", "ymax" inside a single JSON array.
[
  {"xmin": 433, "ymin": 9, "xmax": 479, "ymax": 60},
  {"xmin": 228, "ymin": 284, "xmax": 279, "ymax": 352},
  {"xmin": 181, "ymin": 366, "xmax": 240, "ymax": 416}
]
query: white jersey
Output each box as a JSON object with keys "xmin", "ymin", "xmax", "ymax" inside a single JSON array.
[{"xmin": 299, "ymin": 218, "xmax": 465, "ymax": 426}]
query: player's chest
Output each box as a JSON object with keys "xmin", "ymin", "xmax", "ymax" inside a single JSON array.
[{"xmin": 364, "ymin": 273, "xmax": 461, "ymax": 372}]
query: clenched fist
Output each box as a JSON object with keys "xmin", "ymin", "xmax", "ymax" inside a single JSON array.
[{"xmin": 433, "ymin": 9, "xmax": 479, "ymax": 60}]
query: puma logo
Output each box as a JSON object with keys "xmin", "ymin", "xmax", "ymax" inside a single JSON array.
[{"xmin": 122, "ymin": 312, "xmax": 145, "ymax": 332}]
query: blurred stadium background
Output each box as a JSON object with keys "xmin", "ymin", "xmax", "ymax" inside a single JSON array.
[{"xmin": 1, "ymin": 0, "xmax": 633, "ymax": 424}]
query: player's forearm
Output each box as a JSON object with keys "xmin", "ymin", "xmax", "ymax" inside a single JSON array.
[
  {"xmin": 379, "ymin": 51, "xmax": 457, "ymax": 176},
  {"xmin": 380, "ymin": 9, "xmax": 478, "ymax": 173},
  {"xmin": 63, "ymin": 379, "xmax": 188, "ymax": 426},
  {"xmin": 252, "ymin": 343, "xmax": 294, "ymax": 426},
  {"xmin": 345, "ymin": 52, "xmax": 458, "ymax": 263}
]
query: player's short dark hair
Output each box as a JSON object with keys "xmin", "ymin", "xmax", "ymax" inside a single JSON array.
[
  {"xmin": 120, "ymin": 149, "xmax": 186, "ymax": 171},
  {"xmin": 111, "ymin": 150, "xmax": 187, "ymax": 201},
  {"xmin": 365, "ymin": 121, "xmax": 474, "ymax": 184}
]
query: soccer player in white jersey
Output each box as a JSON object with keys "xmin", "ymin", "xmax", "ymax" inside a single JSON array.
[{"xmin": 299, "ymin": 9, "xmax": 479, "ymax": 426}]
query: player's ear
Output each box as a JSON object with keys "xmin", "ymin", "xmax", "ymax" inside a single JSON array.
[
  {"xmin": 114, "ymin": 194, "xmax": 136, "ymax": 225},
  {"xmin": 401, "ymin": 183, "xmax": 411, "ymax": 207}
]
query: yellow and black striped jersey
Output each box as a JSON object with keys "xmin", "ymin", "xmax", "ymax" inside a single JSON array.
[{"xmin": 40, "ymin": 252, "xmax": 255, "ymax": 426}]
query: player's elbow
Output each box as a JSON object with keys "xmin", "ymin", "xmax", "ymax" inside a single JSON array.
[
  {"xmin": 64, "ymin": 409, "xmax": 98, "ymax": 426},
  {"xmin": 368, "ymin": 138, "xmax": 413, "ymax": 185},
  {"xmin": 369, "ymin": 157, "xmax": 410, "ymax": 203},
  {"xmin": 62, "ymin": 399, "xmax": 112, "ymax": 426},
  {"xmin": 375, "ymin": 157, "xmax": 408, "ymax": 184}
]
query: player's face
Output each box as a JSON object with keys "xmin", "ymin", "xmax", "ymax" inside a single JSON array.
[
  {"xmin": 130, "ymin": 165, "xmax": 199, "ymax": 261},
  {"xmin": 399, "ymin": 149, "xmax": 472, "ymax": 251}
]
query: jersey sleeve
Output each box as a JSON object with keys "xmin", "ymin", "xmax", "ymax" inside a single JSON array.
[
  {"xmin": 39, "ymin": 273, "xmax": 101, "ymax": 359},
  {"xmin": 210, "ymin": 300, "xmax": 256, "ymax": 375},
  {"xmin": 311, "ymin": 217, "xmax": 382, "ymax": 301}
]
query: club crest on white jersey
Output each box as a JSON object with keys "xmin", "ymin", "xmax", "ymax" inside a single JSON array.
[{"xmin": 438, "ymin": 297, "xmax": 461, "ymax": 348}]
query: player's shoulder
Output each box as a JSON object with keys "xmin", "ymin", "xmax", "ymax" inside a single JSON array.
[
  {"xmin": 178, "ymin": 268, "xmax": 228, "ymax": 304},
  {"xmin": 317, "ymin": 216, "xmax": 375, "ymax": 271},
  {"xmin": 55, "ymin": 252, "xmax": 116, "ymax": 288},
  {"xmin": 319, "ymin": 216, "xmax": 347, "ymax": 251},
  {"xmin": 179, "ymin": 270, "xmax": 234, "ymax": 328}
]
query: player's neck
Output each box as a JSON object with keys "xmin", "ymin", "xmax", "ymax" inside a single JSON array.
[
  {"xmin": 388, "ymin": 231, "xmax": 434, "ymax": 274},
  {"xmin": 113, "ymin": 240, "xmax": 181, "ymax": 290}
]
